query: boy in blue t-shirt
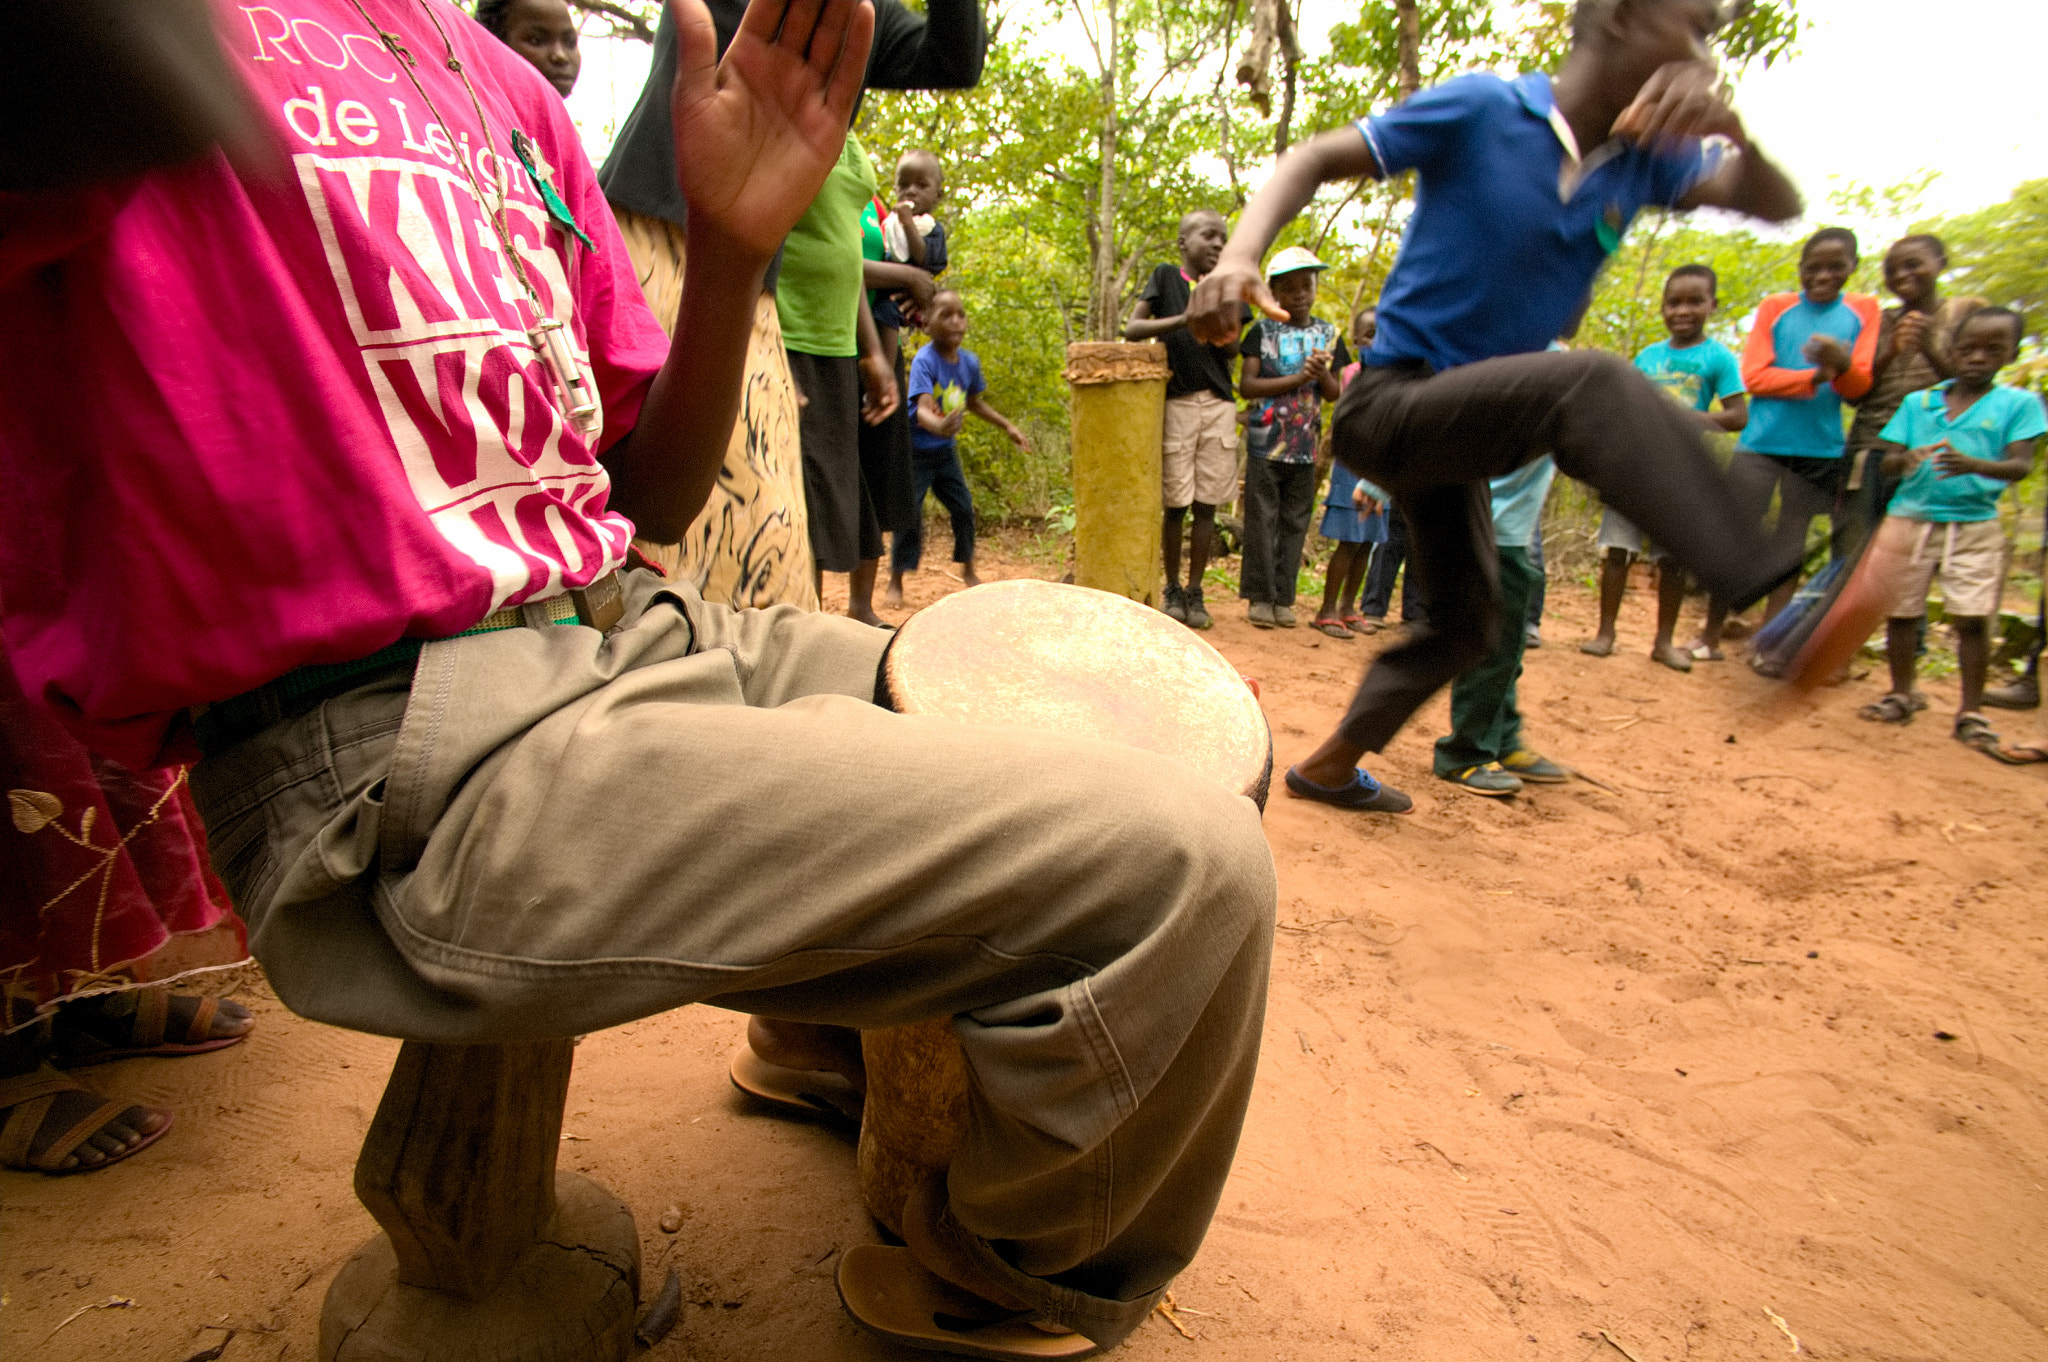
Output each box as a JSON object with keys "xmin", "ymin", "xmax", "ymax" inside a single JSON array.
[
  {"xmin": 886, "ymin": 290, "xmax": 1031, "ymax": 604},
  {"xmin": 1187, "ymin": 0, "xmax": 1805, "ymax": 814},
  {"xmin": 1858, "ymin": 307, "xmax": 2044, "ymax": 752},
  {"xmin": 1237, "ymin": 247, "xmax": 1348, "ymax": 629},
  {"xmin": 1583, "ymin": 263, "xmax": 1747, "ymax": 671}
]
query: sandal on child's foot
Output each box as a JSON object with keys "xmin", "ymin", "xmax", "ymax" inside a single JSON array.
[
  {"xmin": 1859, "ymin": 693, "xmax": 1918, "ymax": 724},
  {"xmin": 1313, "ymin": 615, "xmax": 1354, "ymax": 639},
  {"xmin": 1954, "ymin": 712, "xmax": 2003, "ymax": 753}
]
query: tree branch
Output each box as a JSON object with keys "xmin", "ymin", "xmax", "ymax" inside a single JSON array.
[{"xmin": 570, "ymin": 0, "xmax": 656, "ymax": 44}]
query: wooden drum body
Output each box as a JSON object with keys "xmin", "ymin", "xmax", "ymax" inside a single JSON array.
[{"xmin": 861, "ymin": 579, "xmax": 1270, "ymax": 1237}]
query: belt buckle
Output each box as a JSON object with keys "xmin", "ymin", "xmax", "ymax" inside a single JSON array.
[{"xmin": 569, "ymin": 571, "xmax": 624, "ymax": 633}]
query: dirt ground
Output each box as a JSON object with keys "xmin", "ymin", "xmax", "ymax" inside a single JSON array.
[{"xmin": 6, "ymin": 543, "xmax": 2047, "ymax": 1362}]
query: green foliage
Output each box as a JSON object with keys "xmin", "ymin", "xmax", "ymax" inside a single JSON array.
[
  {"xmin": 1935, "ymin": 178, "xmax": 2048, "ymax": 348},
  {"xmin": 857, "ymin": 0, "xmax": 1812, "ymax": 522}
]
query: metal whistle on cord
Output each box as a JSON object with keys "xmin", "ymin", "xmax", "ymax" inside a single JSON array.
[{"xmin": 528, "ymin": 317, "xmax": 601, "ymax": 438}]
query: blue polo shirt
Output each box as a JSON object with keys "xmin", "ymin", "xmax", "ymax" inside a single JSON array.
[
  {"xmin": 1881, "ymin": 383, "xmax": 2046, "ymax": 522},
  {"xmin": 1357, "ymin": 73, "xmax": 1713, "ymax": 373}
]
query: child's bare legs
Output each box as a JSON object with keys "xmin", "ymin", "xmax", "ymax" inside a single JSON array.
[
  {"xmin": 848, "ymin": 559, "xmax": 885, "ymax": 627},
  {"xmin": 1584, "ymin": 548, "xmax": 1630, "ymax": 655},
  {"xmin": 1884, "ymin": 617, "xmax": 1919, "ymax": 699},
  {"xmin": 1317, "ymin": 542, "xmax": 1363, "ymax": 623},
  {"xmin": 1650, "ymin": 563, "xmax": 1692, "ymax": 670},
  {"xmin": 1186, "ymin": 503, "xmax": 1216, "ymax": 592},
  {"xmin": 1162, "ymin": 505, "xmax": 1188, "ymax": 596},
  {"xmin": 1954, "ymin": 614, "xmax": 1991, "ymax": 716},
  {"xmin": 1338, "ymin": 539, "xmax": 1371, "ymax": 615}
]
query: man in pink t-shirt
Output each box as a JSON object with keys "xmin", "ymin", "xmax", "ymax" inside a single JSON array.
[{"xmin": 0, "ymin": 1, "xmax": 1274, "ymax": 1350}]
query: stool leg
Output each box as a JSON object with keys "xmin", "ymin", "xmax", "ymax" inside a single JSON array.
[{"xmin": 321, "ymin": 1040, "xmax": 641, "ymax": 1362}]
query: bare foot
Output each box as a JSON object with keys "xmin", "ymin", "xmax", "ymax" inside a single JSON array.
[
  {"xmin": 746, "ymin": 1018, "xmax": 866, "ymax": 1090},
  {"xmin": 848, "ymin": 607, "xmax": 890, "ymax": 629},
  {"xmin": 1650, "ymin": 643, "xmax": 1695, "ymax": 672},
  {"xmin": 882, "ymin": 579, "xmax": 905, "ymax": 610},
  {"xmin": 1579, "ymin": 634, "xmax": 1615, "ymax": 657},
  {"xmin": 960, "ymin": 564, "xmax": 982, "ymax": 588},
  {"xmin": 0, "ymin": 1070, "xmax": 172, "ymax": 1172}
]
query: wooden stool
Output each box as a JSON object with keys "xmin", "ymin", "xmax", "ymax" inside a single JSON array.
[
  {"xmin": 859, "ymin": 580, "xmax": 1271, "ymax": 1237},
  {"xmin": 320, "ymin": 1040, "xmax": 640, "ymax": 1362}
]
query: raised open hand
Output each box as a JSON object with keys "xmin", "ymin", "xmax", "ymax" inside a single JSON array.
[
  {"xmin": 670, "ymin": 0, "xmax": 875, "ymax": 259},
  {"xmin": 1613, "ymin": 60, "xmax": 1744, "ymax": 151}
]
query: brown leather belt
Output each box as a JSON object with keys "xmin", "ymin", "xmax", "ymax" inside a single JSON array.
[{"xmin": 191, "ymin": 569, "xmax": 625, "ymax": 756}]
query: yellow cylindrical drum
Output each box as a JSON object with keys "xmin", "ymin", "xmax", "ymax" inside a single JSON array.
[{"xmin": 1066, "ymin": 342, "xmax": 1169, "ymax": 606}]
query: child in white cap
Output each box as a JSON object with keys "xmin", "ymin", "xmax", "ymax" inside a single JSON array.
[{"xmin": 1238, "ymin": 246, "xmax": 1349, "ymax": 630}]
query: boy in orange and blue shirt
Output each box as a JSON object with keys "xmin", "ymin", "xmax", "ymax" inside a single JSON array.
[{"xmin": 1693, "ymin": 227, "xmax": 1880, "ymax": 662}]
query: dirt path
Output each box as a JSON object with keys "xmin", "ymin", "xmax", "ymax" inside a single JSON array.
[{"xmin": 6, "ymin": 549, "xmax": 2046, "ymax": 1362}]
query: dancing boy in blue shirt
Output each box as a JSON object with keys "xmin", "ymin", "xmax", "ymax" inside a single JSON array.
[
  {"xmin": 1859, "ymin": 307, "xmax": 2044, "ymax": 753},
  {"xmin": 1191, "ymin": 0, "xmax": 1807, "ymax": 813}
]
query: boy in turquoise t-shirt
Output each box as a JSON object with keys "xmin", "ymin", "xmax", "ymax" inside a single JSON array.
[
  {"xmin": 1859, "ymin": 307, "xmax": 2045, "ymax": 751},
  {"xmin": 1583, "ymin": 264, "xmax": 1747, "ymax": 671}
]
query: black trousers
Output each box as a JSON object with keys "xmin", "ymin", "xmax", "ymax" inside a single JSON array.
[
  {"xmin": 1240, "ymin": 454, "xmax": 1318, "ymax": 606},
  {"xmin": 1329, "ymin": 352, "xmax": 1815, "ymax": 752}
]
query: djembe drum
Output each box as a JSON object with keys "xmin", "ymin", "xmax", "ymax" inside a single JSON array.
[{"xmin": 860, "ymin": 578, "xmax": 1270, "ymax": 1238}]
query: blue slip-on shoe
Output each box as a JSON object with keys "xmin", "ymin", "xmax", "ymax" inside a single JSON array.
[{"xmin": 1284, "ymin": 765, "xmax": 1414, "ymax": 814}]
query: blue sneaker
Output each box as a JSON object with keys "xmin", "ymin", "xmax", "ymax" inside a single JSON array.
[{"xmin": 1283, "ymin": 765, "xmax": 1414, "ymax": 813}]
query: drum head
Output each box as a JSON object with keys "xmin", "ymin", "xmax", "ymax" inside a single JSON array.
[{"xmin": 883, "ymin": 580, "xmax": 1271, "ymax": 807}]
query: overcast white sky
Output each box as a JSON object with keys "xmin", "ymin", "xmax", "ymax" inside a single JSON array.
[{"xmin": 565, "ymin": 0, "xmax": 2046, "ymax": 225}]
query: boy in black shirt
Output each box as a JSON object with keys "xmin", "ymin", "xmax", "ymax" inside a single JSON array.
[{"xmin": 1126, "ymin": 210, "xmax": 1239, "ymax": 629}]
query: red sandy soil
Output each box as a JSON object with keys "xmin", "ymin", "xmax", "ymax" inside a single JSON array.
[{"xmin": 6, "ymin": 545, "xmax": 2046, "ymax": 1362}]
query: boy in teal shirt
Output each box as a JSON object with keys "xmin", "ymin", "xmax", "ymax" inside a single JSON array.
[
  {"xmin": 1583, "ymin": 263, "xmax": 1747, "ymax": 670},
  {"xmin": 1860, "ymin": 307, "xmax": 2044, "ymax": 751}
]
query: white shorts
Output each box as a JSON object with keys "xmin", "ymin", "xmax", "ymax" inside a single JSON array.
[
  {"xmin": 1595, "ymin": 505, "xmax": 1665, "ymax": 561},
  {"xmin": 1162, "ymin": 392, "xmax": 1241, "ymax": 508},
  {"xmin": 1877, "ymin": 515, "xmax": 2005, "ymax": 619}
]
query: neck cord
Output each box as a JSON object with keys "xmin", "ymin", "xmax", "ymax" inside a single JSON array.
[{"xmin": 342, "ymin": 0, "xmax": 600, "ymax": 434}]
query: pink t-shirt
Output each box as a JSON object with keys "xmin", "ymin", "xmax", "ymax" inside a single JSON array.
[{"xmin": 0, "ymin": 0, "xmax": 670, "ymax": 768}]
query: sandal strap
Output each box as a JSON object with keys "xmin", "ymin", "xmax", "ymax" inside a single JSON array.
[
  {"xmin": 179, "ymin": 996, "xmax": 219, "ymax": 1046},
  {"xmin": 0, "ymin": 1066, "xmax": 90, "ymax": 1108},
  {"xmin": 0, "ymin": 1093, "xmax": 56, "ymax": 1168},
  {"xmin": 30, "ymin": 1095, "xmax": 136, "ymax": 1171},
  {"xmin": 131, "ymin": 988, "xmax": 168, "ymax": 1048}
]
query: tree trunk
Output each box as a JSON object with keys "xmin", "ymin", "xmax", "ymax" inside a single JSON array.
[
  {"xmin": 1235, "ymin": 0, "xmax": 1277, "ymax": 115},
  {"xmin": 1087, "ymin": 0, "xmax": 1122, "ymax": 341},
  {"xmin": 1394, "ymin": 0, "xmax": 1421, "ymax": 101},
  {"xmin": 1272, "ymin": 0, "xmax": 1300, "ymax": 156}
]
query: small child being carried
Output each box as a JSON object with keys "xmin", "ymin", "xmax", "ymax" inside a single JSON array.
[
  {"xmin": 888, "ymin": 290, "xmax": 1032, "ymax": 605},
  {"xmin": 863, "ymin": 148, "xmax": 949, "ymax": 360}
]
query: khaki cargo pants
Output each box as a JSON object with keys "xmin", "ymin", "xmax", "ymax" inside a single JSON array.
[{"xmin": 189, "ymin": 571, "xmax": 1276, "ymax": 1346}]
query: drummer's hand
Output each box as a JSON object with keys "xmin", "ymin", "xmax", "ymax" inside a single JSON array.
[
  {"xmin": 670, "ymin": 0, "xmax": 874, "ymax": 260},
  {"xmin": 1189, "ymin": 253, "xmax": 1282, "ymax": 344}
]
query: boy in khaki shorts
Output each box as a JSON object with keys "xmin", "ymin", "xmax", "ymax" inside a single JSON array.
[
  {"xmin": 1859, "ymin": 307, "xmax": 2044, "ymax": 751},
  {"xmin": 1127, "ymin": 209, "xmax": 1243, "ymax": 629}
]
